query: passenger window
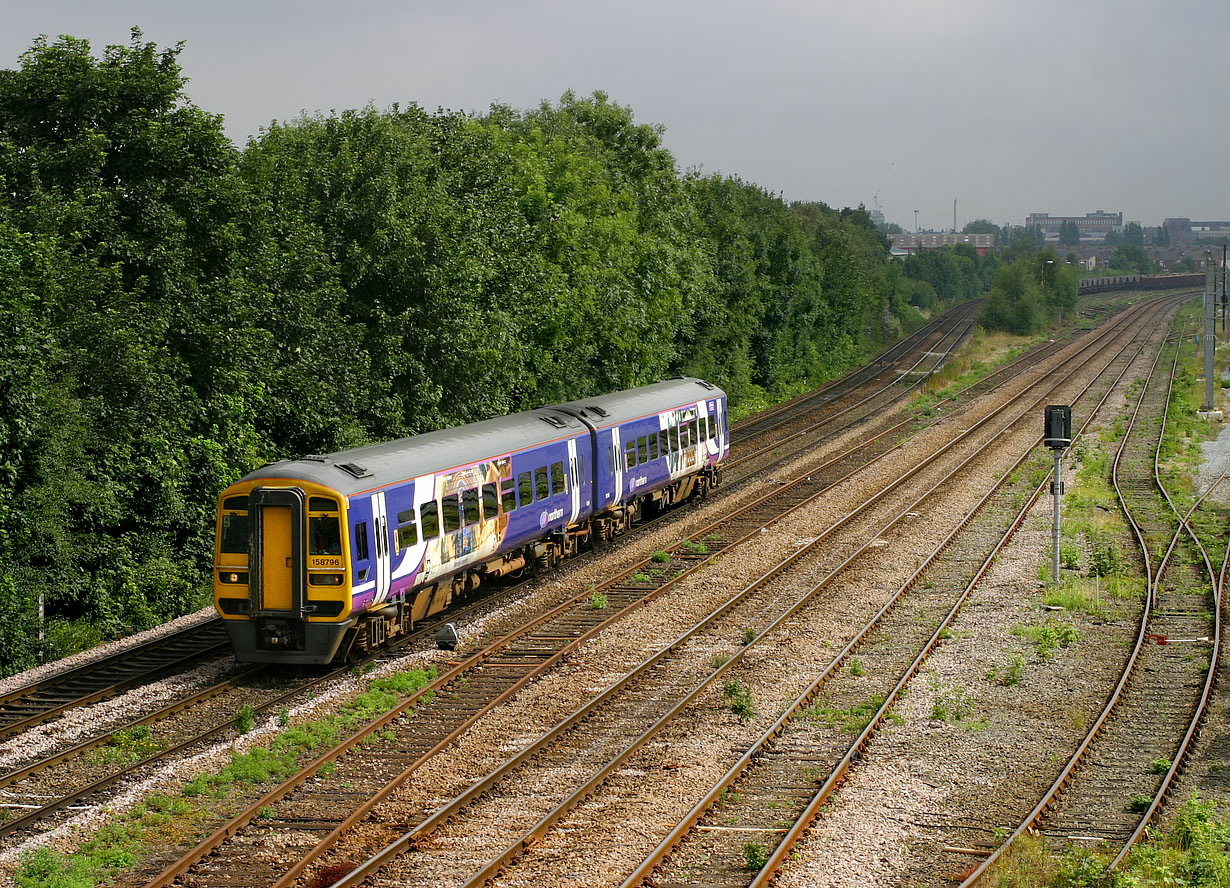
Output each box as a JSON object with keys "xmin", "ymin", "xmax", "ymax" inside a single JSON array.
[
  {"xmin": 395, "ymin": 515, "xmax": 418, "ymax": 552},
  {"xmin": 442, "ymin": 493, "xmax": 461, "ymax": 533},
  {"xmin": 483, "ymin": 483, "xmax": 499, "ymax": 520},
  {"xmin": 461, "ymin": 488, "xmax": 479, "ymax": 527},
  {"xmin": 679, "ymin": 423, "xmax": 690, "ymax": 450},
  {"xmin": 501, "ymin": 478, "xmax": 517, "ymax": 513},
  {"xmin": 649, "ymin": 432, "xmax": 659, "ymax": 460},
  {"xmin": 536, "ymin": 467, "xmax": 550, "ymax": 501},
  {"xmin": 707, "ymin": 417, "xmax": 716, "ymax": 440},
  {"xmin": 690, "ymin": 418, "xmax": 700, "ymax": 446},
  {"xmin": 519, "ymin": 471, "xmax": 534, "ymax": 506},
  {"xmin": 551, "ymin": 461, "xmax": 566, "ymax": 495},
  {"xmin": 310, "ymin": 516, "xmax": 342, "ymax": 555},
  {"xmin": 674, "ymin": 424, "xmax": 684, "ymax": 452},
  {"xmin": 637, "ymin": 436, "xmax": 648, "ymax": 463},
  {"xmin": 221, "ymin": 515, "xmax": 248, "ymax": 554},
  {"xmin": 420, "ymin": 501, "xmax": 439, "ymax": 539},
  {"xmin": 354, "ymin": 523, "xmax": 370, "ymax": 561},
  {"xmin": 625, "ymin": 441, "xmax": 637, "ymax": 470}
]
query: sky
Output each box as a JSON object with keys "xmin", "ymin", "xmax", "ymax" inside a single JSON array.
[{"xmin": 2, "ymin": 0, "xmax": 1226, "ymax": 231}]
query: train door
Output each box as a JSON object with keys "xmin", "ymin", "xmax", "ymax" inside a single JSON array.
[
  {"xmin": 567, "ymin": 438, "xmax": 582, "ymax": 523},
  {"xmin": 249, "ymin": 487, "xmax": 306, "ymax": 614},
  {"xmin": 611, "ymin": 426, "xmax": 624, "ymax": 504},
  {"xmin": 371, "ymin": 491, "xmax": 391, "ymax": 605}
]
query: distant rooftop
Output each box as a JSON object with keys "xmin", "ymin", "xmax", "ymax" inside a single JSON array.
[{"xmin": 891, "ymin": 233, "xmax": 996, "ymax": 250}]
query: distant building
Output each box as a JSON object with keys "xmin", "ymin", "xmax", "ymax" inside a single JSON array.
[
  {"xmin": 1164, "ymin": 218, "xmax": 1230, "ymax": 243},
  {"xmin": 890, "ymin": 232, "xmax": 996, "ymax": 257},
  {"xmin": 1025, "ymin": 210, "xmax": 1123, "ymax": 242},
  {"xmin": 869, "ymin": 207, "xmax": 885, "ymax": 229}
]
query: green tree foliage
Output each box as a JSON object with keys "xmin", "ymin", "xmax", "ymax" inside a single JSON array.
[
  {"xmin": 0, "ymin": 30, "xmax": 251, "ymax": 669},
  {"xmin": 898, "ymin": 243, "xmax": 998, "ymax": 306},
  {"xmin": 0, "ymin": 36, "xmax": 913, "ymax": 674},
  {"xmin": 1109, "ymin": 243, "xmax": 1155, "ymax": 274},
  {"xmin": 980, "ymin": 250, "xmax": 1077, "ymax": 335},
  {"xmin": 1058, "ymin": 219, "xmax": 1081, "ymax": 246},
  {"xmin": 962, "ymin": 218, "xmax": 998, "ymax": 235},
  {"xmin": 1123, "ymin": 221, "xmax": 1145, "ymax": 246}
]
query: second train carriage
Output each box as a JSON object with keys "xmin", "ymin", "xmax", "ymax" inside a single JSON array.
[{"xmin": 213, "ymin": 378, "xmax": 728, "ymax": 664}]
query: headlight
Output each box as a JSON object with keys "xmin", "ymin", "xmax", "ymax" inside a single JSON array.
[
  {"xmin": 219, "ymin": 572, "xmax": 249, "ymax": 584},
  {"xmin": 309, "ymin": 573, "xmax": 344, "ymax": 586}
]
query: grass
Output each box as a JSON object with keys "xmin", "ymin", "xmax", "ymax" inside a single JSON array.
[
  {"xmin": 15, "ymin": 664, "xmax": 438, "ymax": 888},
  {"xmin": 985, "ymin": 652, "xmax": 1025, "ymax": 687},
  {"xmin": 88, "ymin": 724, "xmax": 162, "ymax": 767},
  {"xmin": 929, "ymin": 679, "xmax": 983, "ymax": 729},
  {"xmin": 723, "ymin": 681, "xmax": 756, "ymax": 724},
  {"xmin": 589, "ymin": 590, "xmax": 608, "ymax": 609},
  {"xmin": 234, "ymin": 704, "xmax": 255, "ymax": 734},
  {"xmin": 805, "ymin": 695, "xmax": 897, "ymax": 733},
  {"xmin": 650, "ymin": 550, "xmax": 671, "ymax": 563},
  {"xmin": 1012, "ymin": 620, "xmax": 1080, "ymax": 661},
  {"xmin": 679, "ymin": 539, "xmax": 709, "ymax": 555},
  {"xmin": 742, "ymin": 841, "xmax": 768, "ymax": 870}
]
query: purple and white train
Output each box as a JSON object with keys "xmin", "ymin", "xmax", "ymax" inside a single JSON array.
[{"xmin": 213, "ymin": 378, "xmax": 729, "ymax": 663}]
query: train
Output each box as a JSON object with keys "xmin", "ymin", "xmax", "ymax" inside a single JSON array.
[
  {"xmin": 213, "ymin": 377, "xmax": 729, "ymax": 664},
  {"xmin": 1077, "ymin": 272, "xmax": 1206, "ymax": 295}
]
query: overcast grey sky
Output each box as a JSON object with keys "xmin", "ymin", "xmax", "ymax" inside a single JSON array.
[{"xmin": 3, "ymin": 1, "xmax": 1225, "ymax": 230}]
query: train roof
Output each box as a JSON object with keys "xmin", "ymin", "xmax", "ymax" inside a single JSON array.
[
  {"xmin": 243, "ymin": 407, "xmax": 590, "ymax": 496},
  {"xmin": 240, "ymin": 377, "xmax": 724, "ymax": 497},
  {"xmin": 551, "ymin": 377, "xmax": 725, "ymax": 428}
]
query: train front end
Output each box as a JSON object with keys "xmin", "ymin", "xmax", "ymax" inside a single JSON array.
[{"xmin": 213, "ymin": 478, "xmax": 355, "ymax": 664}]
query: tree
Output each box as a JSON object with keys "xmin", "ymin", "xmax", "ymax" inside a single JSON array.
[
  {"xmin": 1059, "ymin": 219, "xmax": 1081, "ymax": 246},
  {"xmin": 1123, "ymin": 222, "xmax": 1145, "ymax": 246},
  {"xmin": 1153, "ymin": 226, "xmax": 1170, "ymax": 246},
  {"xmin": 963, "ymin": 218, "xmax": 998, "ymax": 235},
  {"xmin": 1109, "ymin": 243, "xmax": 1154, "ymax": 274},
  {"xmin": 0, "ymin": 29, "xmax": 250, "ymax": 669}
]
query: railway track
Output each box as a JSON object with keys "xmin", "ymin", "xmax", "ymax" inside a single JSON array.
[
  {"xmin": 729, "ymin": 299, "xmax": 981, "ymax": 440},
  {"xmin": 0, "ymin": 292, "xmax": 1180, "ymax": 885},
  {"xmin": 958, "ymin": 299, "xmax": 1225, "ymax": 884},
  {"xmin": 0, "ymin": 299, "xmax": 982, "ymax": 748},
  {"xmin": 611, "ymin": 294, "xmax": 1191, "ymax": 888},
  {"xmin": 0, "ymin": 620, "xmax": 233, "ymax": 741},
  {"xmin": 265, "ymin": 296, "xmax": 1184, "ymax": 888},
  {"xmin": 0, "ymin": 300, "xmax": 989, "ymax": 844}
]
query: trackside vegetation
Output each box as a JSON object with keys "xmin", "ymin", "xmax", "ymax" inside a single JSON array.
[
  {"xmin": 13, "ymin": 664, "xmax": 436, "ymax": 887},
  {"xmin": 0, "ymin": 30, "xmax": 1004, "ymax": 674}
]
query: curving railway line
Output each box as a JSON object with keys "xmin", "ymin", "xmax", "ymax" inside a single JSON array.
[
  {"xmin": 957, "ymin": 302, "xmax": 1227, "ymax": 885},
  {"xmin": 0, "ymin": 300, "xmax": 985, "ymax": 847},
  {"xmin": 2, "ymin": 288, "xmax": 1213, "ymax": 888},
  {"xmin": 198, "ymin": 293, "xmax": 1191, "ymax": 888}
]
